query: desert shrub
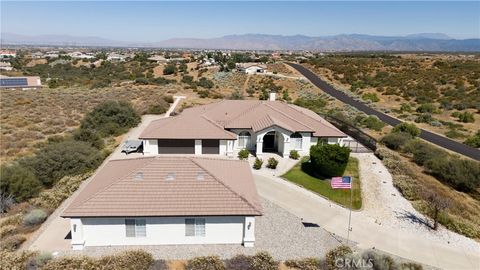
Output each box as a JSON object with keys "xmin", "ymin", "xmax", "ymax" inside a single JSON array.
[
  {"xmin": 464, "ymin": 130, "xmax": 480, "ymax": 148},
  {"xmin": 325, "ymin": 245, "xmax": 352, "ymax": 270},
  {"xmin": 0, "ymin": 163, "xmax": 42, "ymax": 202},
  {"xmin": 362, "ymin": 250, "xmax": 396, "ymax": 270},
  {"xmin": 163, "ymin": 64, "xmax": 177, "ymax": 75},
  {"xmin": 73, "ymin": 128, "xmax": 104, "ymax": 149},
  {"xmin": 416, "ymin": 103, "xmax": 437, "ymax": 113},
  {"xmin": 98, "ymin": 250, "xmax": 154, "ymax": 270},
  {"xmin": 400, "ymin": 103, "xmax": 412, "ymax": 112},
  {"xmin": 238, "ymin": 149, "xmax": 249, "ymax": 160},
  {"xmin": 147, "ymin": 104, "xmax": 168, "ymax": 114},
  {"xmin": 381, "ymin": 132, "xmax": 412, "ymax": 150},
  {"xmin": 163, "ymin": 95, "xmax": 174, "ymax": 103},
  {"xmin": 225, "ymin": 254, "xmax": 253, "ymax": 270},
  {"xmin": 33, "ymin": 252, "xmax": 53, "ymax": 267},
  {"xmin": 361, "ymin": 115, "xmax": 385, "ymax": 131},
  {"xmin": 392, "ymin": 123, "xmax": 421, "ymax": 137},
  {"xmin": 41, "ymin": 256, "xmax": 99, "ymax": 270},
  {"xmin": 0, "ymin": 225, "xmax": 16, "ymax": 238},
  {"xmin": 253, "ymin": 158, "xmax": 263, "ymax": 170},
  {"xmin": 403, "ymin": 140, "xmax": 447, "ymax": 166},
  {"xmin": 181, "ymin": 75, "xmax": 194, "ymax": 84},
  {"xmin": 251, "ymin": 252, "xmax": 278, "ymax": 270},
  {"xmin": 21, "ymin": 140, "xmax": 103, "ymax": 187},
  {"xmin": 309, "ymin": 144, "xmax": 351, "ymax": 177},
  {"xmin": 0, "ymin": 213, "xmax": 22, "ymax": 227},
  {"xmin": 198, "ymin": 77, "xmax": 215, "ymax": 89},
  {"xmin": 150, "ymin": 260, "xmax": 169, "ymax": 270},
  {"xmin": 399, "ymin": 262, "xmax": 423, "ymax": 270},
  {"xmin": 294, "ymin": 96, "xmax": 327, "ymax": 113},
  {"xmin": 457, "ymin": 111, "xmax": 475, "ymax": 123},
  {"xmin": 289, "ymin": 150, "xmax": 300, "ymax": 160},
  {"xmin": 0, "ymin": 235, "xmax": 26, "ymax": 251},
  {"xmin": 0, "ymin": 250, "xmax": 36, "ymax": 270},
  {"xmin": 23, "ymin": 209, "xmax": 48, "ymax": 226},
  {"xmin": 80, "ymin": 100, "xmax": 141, "ymax": 137},
  {"xmin": 362, "ymin": 92, "xmax": 380, "ymax": 102},
  {"xmin": 284, "ymin": 258, "xmax": 321, "ymax": 270},
  {"xmin": 186, "ymin": 255, "xmax": 225, "ymax": 270},
  {"xmin": 424, "ymin": 157, "xmax": 480, "ymax": 192},
  {"xmin": 266, "ymin": 158, "xmax": 279, "ymax": 169},
  {"xmin": 414, "ymin": 113, "xmax": 433, "ymax": 124}
]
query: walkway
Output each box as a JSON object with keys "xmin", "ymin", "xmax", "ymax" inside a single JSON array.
[
  {"xmin": 287, "ymin": 63, "xmax": 480, "ymax": 160},
  {"xmin": 165, "ymin": 95, "xmax": 185, "ymax": 117}
]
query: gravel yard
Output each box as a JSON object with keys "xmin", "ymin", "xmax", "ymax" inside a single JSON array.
[{"xmin": 65, "ymin": 199, "xmax": 344, "ymax": 260}]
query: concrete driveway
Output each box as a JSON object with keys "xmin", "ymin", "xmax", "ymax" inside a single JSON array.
[{"xmin": 253, "ymin": 171, "xmax": 480, "ymax": 270}]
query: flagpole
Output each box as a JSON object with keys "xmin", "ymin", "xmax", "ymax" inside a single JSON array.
[{"xmin": 347, "ymin": 177, "xmax": 352, "ymax": 246}]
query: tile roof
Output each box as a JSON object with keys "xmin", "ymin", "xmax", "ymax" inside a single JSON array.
[
  {"xmin": 62, "ymin": 157, "xmax": 262, "ymax": 217},
  {"xmin": 140, "ymin": 100, "xmax": 345, "ymax": 139}
]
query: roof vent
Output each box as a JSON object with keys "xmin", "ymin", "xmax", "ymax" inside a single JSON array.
[
  {"xmin": 196, "ymin": 171, "xmax": 205, "ymax": 181},
  {"xmin": 133, "ymin": 172, "xmax": 144, "ymax": 181},
  {"xmin": 165, "ymin": 172, "xmax": 175, "ymax": 181}
]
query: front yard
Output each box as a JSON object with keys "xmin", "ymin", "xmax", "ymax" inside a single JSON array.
[{"xmin": 281, "ymin": 157, "xmax": 362, "ymax": 210}]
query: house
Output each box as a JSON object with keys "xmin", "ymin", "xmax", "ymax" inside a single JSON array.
[
  {"xmin": 107, "ymin": 53, "xmax": 127, "ymax": 62},
  {"xmin": 68, "ymin": 51, "xmax": 95, "ymax": 60},
  {"xmin": 0, "ymin": 76, "xmax": 42, "ymax": 90},
  {"xmin": 140, "ymin": 98, "xmax": 346, "ymax": 158},
  {"xmin": 0, "ymin": 62, "xmax": 13, "ymax": 71},
  {"xmin": 0, "ymin": 50, "xmax": 16, "ymax": 59},
  {"xmin": 148, "ymin": 55, "xmax": 168, "ymax": 64},
  {"xmin": 62, "ymin": 156, "xmax": 262, "ymax": 250},
  {"xmin": 236, "ymin": 63, "xmax": 267, "ymax": 74}
]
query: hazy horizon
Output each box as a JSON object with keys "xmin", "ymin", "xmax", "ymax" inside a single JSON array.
[{"xmin": 1, "ymin": 1, "xmax": 479, "ymax": 41}]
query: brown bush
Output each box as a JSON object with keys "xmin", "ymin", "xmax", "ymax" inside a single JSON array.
[
  {"xmin": 0, "ymin": 250, "xmax": 37, "ymax": 270},
  {"xmin": 0, "ymin": 234, "xmax": 26, "ymax": 251},
  {"xmin": 284, "ymin": 258, "xmax": 321, "ymax": 270},
  {"xmin": 186, "ymin": 255, "xmax": 225, "ymax": 270}
]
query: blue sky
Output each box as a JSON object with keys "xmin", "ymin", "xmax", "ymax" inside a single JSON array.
[{"xmin": 1, "ymin": 1, "xmax": 479, "ymax": 41}]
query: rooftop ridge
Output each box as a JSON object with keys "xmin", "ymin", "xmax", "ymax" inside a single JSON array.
[
  {"xmin": 286, "ymin": 103, "xmax": 345, "ymax": 136},
  {"xmin": 190, "ymin": 158, "xmax": 261, "ymax": 215},
  {"xmin": 200, "ymin": 114, "xmax": 237, "ymax": 138},
  {"xmin": 263, "ymin": 102, "xmax": 314, "ymax": 131}
]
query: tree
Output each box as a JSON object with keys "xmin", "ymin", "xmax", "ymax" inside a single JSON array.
[
  {"xmin": 163, "ymin": 64, "xmax": 177, "ymax": 75},
  {"xmin": 0, "ymin": 164, "xmax": 42, "ymax": 202},
  {"xmin": 20, "ymin": 140, "xmax": 103, "ymax": 187},
  {"xmin": 80, "ymin": 100, "xmax": 140, "ymax": 137},
  {"xmin": 73, "ymin": 128, "xmax": 104, "ymax": 149},
  {"xmin": 392, "ymin": 123, "xmax": 421, "ymax": 137},
  {"xmin": 308, "ymin": 144, "xmax": 351, "ymax": 177},
  {"xmin": 421, "ymin": 189, "xmax": 451, "ymax": 230},
  {"xmin": 197, "ymin": 77, "xmax": 214, "ymax": 89}
]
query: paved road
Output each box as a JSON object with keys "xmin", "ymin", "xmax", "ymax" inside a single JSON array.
[
  {"xmin": 287, "ymin": 63, "xmax": 480, "ymax": 160},
  {"xmin": 253, "ymin": 172, "xmax": 480, "ymax": 270}
]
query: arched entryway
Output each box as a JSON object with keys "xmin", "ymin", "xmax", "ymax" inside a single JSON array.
[{"xmin": 262, "ymin": 131, "xmax": 277, "ymax": 153}]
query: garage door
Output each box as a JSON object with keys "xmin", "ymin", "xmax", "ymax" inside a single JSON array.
[
  {"xmin": 158, "ymin": 139, "xmax": 195, "ymax": 154},
  {"xmin": 202, "ymin": 140, "xmax": 219, "ymax": 154}
]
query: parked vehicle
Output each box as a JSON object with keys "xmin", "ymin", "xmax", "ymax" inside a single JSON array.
[{"xmin": 121, "ymin": 140, "xmax": 143, "ymax": 154}]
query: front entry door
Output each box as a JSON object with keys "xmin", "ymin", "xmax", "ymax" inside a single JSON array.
[{"xmin": 263, "ymin": 133, "xmax": 275, "ymax": 152}]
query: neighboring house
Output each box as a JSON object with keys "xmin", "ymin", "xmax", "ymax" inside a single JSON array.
[
  {"xmin": 236, "ymin": 63, "xmax": 267, "ymax": 74},
  {"xmin": 62, "ymin": 157, "xmax": 262, "ymax": 250},
  {"xmin": 0, "ymin": 62, "xmax": 13, "ymax": 71},
  {"xmin": 0, "ymin": 50, "xmax": 16, "ymax": 59},
  {"xmin": 140, "ymin": 98, "xmax": 346, "ymax": 157},
  {"xmin": 148, "ymin": 55, "xmax": 168, "ymax": 64},
  {"xmin": 0, "ymin": 76, "xmax": 42, "ymax": 90},
  {"xmin": 68, "ymin": 51, "xmax": 95, "ymax": 59},
  {"xmin": 107, "ymin": 53, "xmax": 127, "ymax": 62}
]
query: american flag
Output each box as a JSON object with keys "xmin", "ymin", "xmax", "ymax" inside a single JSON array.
[{"xmin": 331, "ymin": 176, "xmax": 352, "ymax": 189}]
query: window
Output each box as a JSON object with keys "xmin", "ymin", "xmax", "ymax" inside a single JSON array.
[
  {"xmin": 238, "ymin": 131, "xmax": 251, "ymax": 148},
  {"xmin": 125, "ymin": 219, "xmax": 146, "ymax": 237},
  {"xmin": 185, "ymin": 218, "xmax": 206, "ymax": 237},
  {"xmin": 290, "ymin": 133, "xmax": 303, "ymax": 150}
]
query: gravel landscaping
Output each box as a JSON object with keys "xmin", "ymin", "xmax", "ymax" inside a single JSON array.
[{"xmin": 65, "ymin": 199, "xmax": 344, "ymax": 260}]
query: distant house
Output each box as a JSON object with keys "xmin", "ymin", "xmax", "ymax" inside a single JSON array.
[
  {"xmin": 68, "ymin": 51, "xmax": 95, "ymax": 60},
  {"xmin": 0, "ymin": 76, "xmax": 42, "ymax": 90},
  {"xmin": 62, "ymin": 156, "xmax": 262, "ymax": 250},
  {"xmin": 0, "ymin": 50, "xmax": 16, "ymax": 59},
  {"xmin": 236, "ymin": 63, "xmax": 267, "ymax": 74},
  {"xmin": 107, "ymin": 53, "xmax": 127, "ymax": 62},
  {"xmin": 140, "ymin": 99, "xmax": 346, "ymax": 158},
  {"xmin": 0, "ymin": 62, "xmax": 13, "ymax": 71},
  {"xmin": 148, "ymin": 55, "xmax": 168, "ymax": 64},
  {"xmin": 29, "ymin": 52, "xmax": 45, "ymax": 59}
]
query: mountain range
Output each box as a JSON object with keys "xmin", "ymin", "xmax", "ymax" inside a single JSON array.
[{"xmin": 2, "ymin": 33, "xmax": 479, "ymax": 51}]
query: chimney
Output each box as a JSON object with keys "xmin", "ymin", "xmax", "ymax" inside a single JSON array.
[{"xmin": 269, "ymin": 91, "xmax": 276, "ymax": 101}]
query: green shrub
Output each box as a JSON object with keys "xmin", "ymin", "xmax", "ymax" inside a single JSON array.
[
  {"xmin": 186, "ymin": 255, "xmax": 225, "ymax": 270},
  {"xmin": 289, "ymin": 150, "xmax": 300, "ymax": 160},
  {"xmin": 21, "ymin": 140, "xmax": 103, "ymax": 187},
  {"xmin": 0, "ymin": 164, "xmax": 42, "ymax": 202},
  {"xmin": 0, "ymin": 235, "xmax": 26, "ymax": 251},
  {"xmin": 266, "ymin": 157, "xmax": 279, "ymax": 169},
  {"xmin": 163, "ymin": 95, "xmax": 174, "ymax": 103},
  {"xmin": 163, "ymin": 64, "xmax": 177, "ymax": 75},
  {"xmin": 147, "ymin": 104, "xmax": 168, "ymax": 114},
  {"xmin": 225, "ymin": 254, "xmax": 253, "ymax": 270},
  {"xmin": 325, "ymin": 245, "xmax": 352, "ymax": 270},
  {"xmin": 309, "ymin": 144, "xmax": 351, "ymax": 177},
  {"xmin": 392, "ymin": 123, "xmax": 421, "ymax": 137},
  {"xmin": 400, "ymin": 103, "xmax": 412, "ymax": 112},
  {"xmin": 464, "ymin": 130, "xmax": 480, "ymax": 148},
  {"xmin": 80, "ymin": 100, "xmax": 141, "ymax": 137},
  {"xmin": 381, "ymin": 132, "xmax": 412, "ymax": 150},
  {"xmin": 251, "ymin": 252, "xmax": 278, "ymax": 270},
  {"xmin": 284, "ymin": 258, "xmax": 321, "ymax": 270},
  {"xmin": 294, "ymin": 96, "xmax": 327, "ymax": 113},
  {"xmin": 414, "ymin": 113, "xmax": 433, "ymax": 124},
  {"xmin": 34, "ymin": 252, "xmax": 53, "ymax": 267},
  {"xmin": 361, "ymin": 115, "xmax": 385, "ymax": 131},
  {"xmin": 362, "ymin": 93, "xmax": 380, "ymax": 102},
  {"xmin": 403, "ymin": 140, "xmax": 447, "ymax": 166},
  {"xmin": 424, "ymin": 157, "xmax": 480, "ymax": 192},
  {"xmin": 73, "ymin": 128, "xmax": 104, "ymax": 149},
  {"xmin": 416, "ymin": 103, "xmax": 437, "ymax": 113},
  {"xmin": 198, "ymin": 77, "xmax": 214, "ymax": 89},
  {"xmin": 23, "ymin": 209, "xmax": 48, "ymax": 226},
  {"xmin": 253, "ymin": 158, "xmax": 263, "ymax": 170},
  {"xmin": 238, "ymin": 149, "xmax": 249, "ymax": 160},
  {"xmin": 457, "ymin": 111, "xmax": 475, "ymax": 123}
]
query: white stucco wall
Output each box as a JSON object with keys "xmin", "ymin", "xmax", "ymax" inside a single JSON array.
[
  {"xmin": 143, "ymin": 139, "xmax": 158, "ymax": 155},
  {"xmin": 195, "ymin": 140, "xmax": 202, "ymax": 155},
  {"xmin": 72, "ymin": 216, "xmax": 252, "ymax": 248}
]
